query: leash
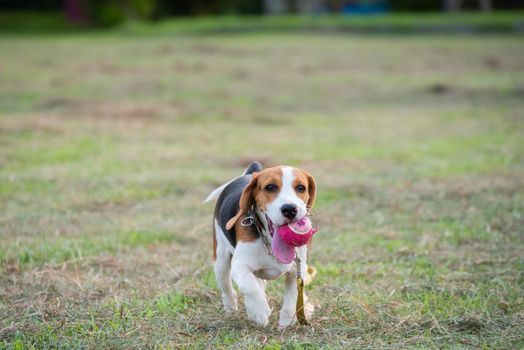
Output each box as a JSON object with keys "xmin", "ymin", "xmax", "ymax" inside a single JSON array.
[
  {"xmin": 295, "ymin": 254, "xmax": 308, "ymax": 325},
  {"xmin": 241, "ymin": 208, "xmax": 313, "ymax": 325}
]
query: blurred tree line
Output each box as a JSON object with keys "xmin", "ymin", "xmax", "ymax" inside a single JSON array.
[{"xmin": 0, "ymin": 0, "xmax": 522, "ymax": 27}]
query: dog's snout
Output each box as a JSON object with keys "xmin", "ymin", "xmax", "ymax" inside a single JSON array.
[{"xmin": 280, "ymin": 204, "xmax": 298, "ymax": 220}]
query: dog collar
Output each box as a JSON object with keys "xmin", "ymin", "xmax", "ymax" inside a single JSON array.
[{"xmin": 240, "ymin": 208, "xmax": 281, "ymax": 264}]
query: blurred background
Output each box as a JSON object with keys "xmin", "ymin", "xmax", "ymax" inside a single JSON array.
[
  {"xmin": 1, "ymin": 0, "xmax": 523, "ymax": 28},
  {"xmin": 1, "ymin": 1, "xmax": 523, "ymax": 349}
]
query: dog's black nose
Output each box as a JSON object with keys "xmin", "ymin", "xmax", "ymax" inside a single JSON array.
[{"xmin": 281, "ymin": 204, "xmax": 298, "ymax": 220}]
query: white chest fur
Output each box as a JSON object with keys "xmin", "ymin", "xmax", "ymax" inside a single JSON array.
[{"xmin": 232, "ymin": 239, "xmax": 294, "ymax": 280}]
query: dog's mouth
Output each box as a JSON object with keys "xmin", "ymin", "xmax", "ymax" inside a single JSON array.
[
  {"xmin": 264, "ymin": 213, "xmax": 306, "ymax": 237},
  {"xmin": 266, "ymin": 214, "xmax": 297, "ymax": 264},
  {"xmin": 265, "ymin": 214, "xmax": 275, "ymax": 237},
  {"xmin": 264, "ymin": 213, "xmax": 315, "ymax": 264},
  {"xmin": 265, "ymin": 214, "xmax": 306, "ymax": 237}
]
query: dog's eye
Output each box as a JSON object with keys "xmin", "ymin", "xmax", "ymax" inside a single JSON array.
[
  {"xmin": 296, "ymin": 184, "xmax": 306, "ymax": 193},
  {"xmin": 264, "ymin": 184, "xmax": 278, "ymax": 192}
]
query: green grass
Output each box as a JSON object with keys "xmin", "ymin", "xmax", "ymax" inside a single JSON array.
[{"xmin": 0, "ymin": 19, "xmax": 523, "ymax": 349}]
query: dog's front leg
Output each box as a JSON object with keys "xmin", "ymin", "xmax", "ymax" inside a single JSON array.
[
  {"xmin": 279, "ymin": 247, "xmax": 314, "ymax": 328},
  {"xmin": 279, "ymin": 266, "xmax": 298, "ymax": 329},
  {"xmin": 231, "ymin": 258, "xmax": 271, "ymax": 326}
]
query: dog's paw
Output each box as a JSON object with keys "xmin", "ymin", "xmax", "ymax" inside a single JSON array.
[
  {"xmin": 278, "ymin": 309, "xmax": 297, "ymax": 329},
  {"xmin": 222, "ymin": 291, "xmax": 238, "ymax": 313},
  {"xmin": 305, "ymin": 301, "xmax": 315, "ymax": 320},
  {"xmin": 223, "ymin": 302, "xmax": 238, "ymax": 313},
  {"xmin": 245, "ymin": 296, "xmax": 271, "ymax": 327},
  {"xmin": 249, "ymin": 311, "xmax": 270, "ymax": 327}
]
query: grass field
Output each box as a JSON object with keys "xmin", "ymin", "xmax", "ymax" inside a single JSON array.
[{"xmin": 0, "ymin": 20, "xmax": 523, "ymax": 348}]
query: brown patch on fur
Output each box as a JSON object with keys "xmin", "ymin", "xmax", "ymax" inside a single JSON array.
[
  {"xmin": 226, "ymin": 166, "xmax": 284, "ymax": 238},
  {"xmin": 252, "ymin": 167, "xmax": 283, "ymax": 211},
  {"xmin": 294, "ymin": 168, "xmax": 317, "ymax": 249},
  {"xmin": 234, "ymin": 221, "xmax": 259, "ymax": 243},
  {"xmin": 226, "ymin": 211, "xmax": 244, "ymax": 231},
  {"xmin": 226, "ymin": 170, "xmax": 264, "ymax": 230},
  {"xmin": 293, "ymin": 168, "xmax": 317, "ymax": 210}
]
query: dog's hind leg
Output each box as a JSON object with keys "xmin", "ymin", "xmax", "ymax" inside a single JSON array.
[{"xmin": 214, "ymin": 222, "xmax": 237, "ymax": 313}]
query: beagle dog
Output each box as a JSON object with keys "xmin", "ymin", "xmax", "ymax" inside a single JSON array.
[{"xmin": 204, "ymin": 161, "xmax": 316, "ymax": 328}]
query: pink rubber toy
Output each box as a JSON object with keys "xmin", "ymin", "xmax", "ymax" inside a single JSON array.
[{"xmin": 277, "ymin": 217, "xmax": 318, "ymax": 247}]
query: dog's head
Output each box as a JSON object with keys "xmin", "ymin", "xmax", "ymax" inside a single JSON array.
[{"xmin": 226, "ymin": 166, "xmax": 316, "ymax": 229}]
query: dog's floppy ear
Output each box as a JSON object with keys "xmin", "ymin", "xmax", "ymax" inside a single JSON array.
[
  {"xmin": 304, "ymin": 170, "xmax": 317, "ymax": 210},
  {"xmin": 226, "ymin": 173, "xmax": 259, "ymax": 230}
]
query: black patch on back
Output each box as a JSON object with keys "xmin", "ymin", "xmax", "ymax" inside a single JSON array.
[{"xmin": 214, "ymin": 175, "xmax": 254, "ymax": 248}]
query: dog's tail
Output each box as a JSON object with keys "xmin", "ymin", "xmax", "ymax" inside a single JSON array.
[{"xmin": 203, "ymin": 161, "xmax": 262, "ymax": 203}]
